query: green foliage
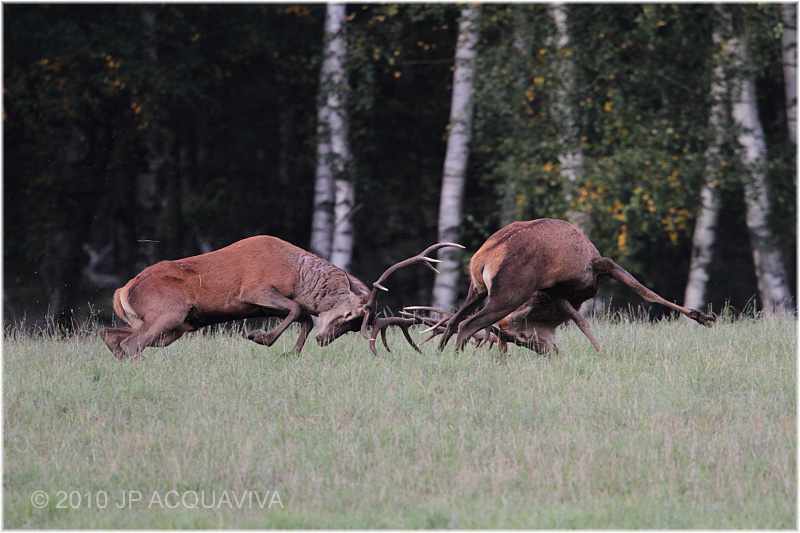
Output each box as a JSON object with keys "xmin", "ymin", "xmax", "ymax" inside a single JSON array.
[
  {"xmin": 4, "ymin": 317, "xmax": 796, "ymax": 528},
  {"xmin": 470, "ymin": 5, "xmax": 567, "ymax": 225},
  {"xmin": 564, "ymin": 5, "xmax": 715, "ymax": 261},
  {"xmin": 468, "ymin": 4, "xmax": 720, "ymax": 263}
]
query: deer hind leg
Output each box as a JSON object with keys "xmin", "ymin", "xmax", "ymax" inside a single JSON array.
[
  {"xmin": 593, "ymin": 258, "xmax": 715, "ymax": 326},
  {"xmin": 438, "ymin": 282, "xmax": 487, "ymax": 350},
  {"xmin": 551, "ymin": 297, "xmax": 606, "ymax": 356},
  {"xmin": 244, "ymin": 290, "xmax": 304, "ymax": 348},
  {"xmin": 99, "ymin": 327, "xmax": 134, "ymax": 359},
  {"xmin": 116, "ymin": 314, "xmax": 190, "ymax": 359}
]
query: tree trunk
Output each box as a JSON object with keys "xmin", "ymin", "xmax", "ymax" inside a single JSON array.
[
  {"xmin": 160, "ymin": 129, "xmax": 182, "ymax": 258},
  {"xmin": 683, "ymin": 180, "xmax": 721, "ymax": 312},
  {"xmin": 548, "ymin": 2, "xmax": 587, "ymax": 233},
  {"xmin": 330, "ymin": 178, "xmax": 355, "ymax": 270},
  {"xmin": 782, "ymin": 3, "xmax": 797, "ymax": 144},
  {"xmin": 44, "ymin": 131, "xmax": 84, "ymax": 327},
  {"xmin": 729, "ymin": 32, "xmax": 794, "ymax": 314},
  {"xmin": 137, "ymin": 7, "xmax": 165, "ymax": 270},
  {"xmin": 431, "ymin": 5, "xmax": 481, "ymax": 311},
  {"xmin": 549, "ymin": 2, "xmax": 601, "ymax": 316},
  {"xmin": 310, "ymin": 3, "xmax": 353, "ymax": 263},
  {"xmin": 683, "ymin": 20, "xmax": 728, "ymax": 313},
  {"xmin": 277, "ymin": 87, "xmax": 296, "ymax": 238}
]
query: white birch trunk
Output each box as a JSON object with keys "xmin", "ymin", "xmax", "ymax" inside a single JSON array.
[
  {"xmin": 782, "ymin": 3, "xmax": 797, "ymax": 144},
  {"xmin": 549, "ymin": 2, "xmax": 586, "ymax": 233},
  {"xmin": 683, "ymin": 23, "xmax": 728, "ymax": 313},
  {"xmin": 549, "ymin": 2, "xmax": 600, "ymax": 315},
  {"xmin": 431, "ymin": 5, "xmax": 481, "ymax": 311},
  {"xmin": 330, "ymin": 178, "xmax": 355, "ymax": 270},
  {"xmin": 729, "ymin": 35, "xmax": 794, "ymax": 314},
  {"xmin": 683, "ymin": 180, "xmax": 720, "ymax": 312},
  {"xmin": 311, "ymin": 3, "xmax": 353, "ymax": 262}
]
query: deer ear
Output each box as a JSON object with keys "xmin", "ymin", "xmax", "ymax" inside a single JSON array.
[{"xmin": 345, "ymin": 273, "xmax": 360, "ymax": 294}]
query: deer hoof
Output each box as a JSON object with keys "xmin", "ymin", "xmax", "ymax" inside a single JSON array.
[
  {"xmin": 248, "ymin": 331, "xmax": 271, "ymax": 345},
  {"xmin": 690, "ymin": 310, "xmax": 715, "ymax": 327}
]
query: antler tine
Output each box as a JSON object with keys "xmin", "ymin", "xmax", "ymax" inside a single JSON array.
[
  {"xmin": 404, "ymin": 314, "xmax": 448, "ymax": 347},
  {"xmin": 367, "ymin": 316, "xmax": 423, "ymax": 355},
  {"xmin": 403, "ymin": 305, "xmax": 454, "ymax": 318},
  {"xmin": 403, "ymin": 305, "xmax": 453, "ymax": 334},
  {"xmin": 399, "ymin": 311, "xmax": 443, "ymax": 328},
  {"xmin": 371, "ymin": 242, "xmax": 464, "ymax": 291},
  {"xmin": 472, "ymin": 326, "xmax": 497, "ymax": 348},
  {"xmin": 400, "ymin": 307, "xmax": 457, "ymax": 347},
  {"xmin": 400, "ymin": 305, "xmax": 498, "ymax": 352},
  {"xmin": 360, "ymin": 242, "xmax": 464, "ymax": 342}
]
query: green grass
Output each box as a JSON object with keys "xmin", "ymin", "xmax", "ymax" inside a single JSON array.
[{"xmin": 4, "ymin": 314, "xmax": 796, "ymax": 528}]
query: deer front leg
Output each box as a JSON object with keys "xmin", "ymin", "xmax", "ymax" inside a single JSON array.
[
  {"xmin": 245, "ymin": 291, "xmax": 304, "ymax": 348},
  {"xmin": 551, "ymin": 297, "xmax": 606, "ymax": 356},
  {"xmin": 454, "ymin": 298, "xmax": 522, "ymax": 352},
  {"xmin": 439, "ymin": 282, "xmax": 487, "ymax": 350},
  {"xmin": 291, "ymin": 314, "xmax": 315, "ymax": 352}
]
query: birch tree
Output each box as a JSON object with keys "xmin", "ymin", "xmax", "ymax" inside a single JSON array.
[
  {"xmin": 432, "ymin": 5, "xmax": 481, "ymax": 311},
  {"xmin": 548, "ymin": 2, "xmax": 587, "ymax": 232},
  {"xmin": 330, "ymin": 178, "xmax": 355, "ymax": 270},
  {"xmin": 729, "ymin": 19, "xmax": 794, "ymax": 313},
  {"xmin": 683, "ymin": 18, "xmax": 729, "ymax": 312},
  {"xmin": 311, "ymin": 3, "xmax": 354, "ymax": 266},
  {"xmin": 782, "ymin": 3, "xmax": 797, "ymax": 144}
]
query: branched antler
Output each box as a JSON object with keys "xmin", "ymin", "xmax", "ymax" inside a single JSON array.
[
  {"xmin": 368, "ymin": 316, "xmax": 421, "ymax": 355},
  {"xmin": 359, "ymin": 243, "xmax": 465, "ymax": 353},
  {"xmin": 401, "ymin": 306, "xmax": 500, "ymax": 350}
]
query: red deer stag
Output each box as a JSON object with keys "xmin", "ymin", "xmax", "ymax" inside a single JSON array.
[
  {"xmin": 99, "ymin": 236, "xmax": 462, "ymax": 359},
  {"xmin": 435, "ymin": 219, "xmax": 715, "ymax": 356}
]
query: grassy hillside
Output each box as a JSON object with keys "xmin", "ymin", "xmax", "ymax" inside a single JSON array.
[{"xmin": 4, "ymin": 314, "xmax": 796, "ymax": 528}]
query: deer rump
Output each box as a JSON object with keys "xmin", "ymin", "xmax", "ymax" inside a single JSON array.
[
  {"xmin": 99, "ymin": 235, "xmax": 462, "ymax": 359},
  {"xmin": 434, "ymin": 219, "xmax": 714, "ymax": 356}
]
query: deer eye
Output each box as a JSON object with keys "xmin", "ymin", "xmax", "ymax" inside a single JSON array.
[{"xmin": 344, "ymin": 311, "xmax": 354, "ymax": 320}]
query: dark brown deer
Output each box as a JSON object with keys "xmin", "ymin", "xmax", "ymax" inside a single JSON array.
[
  {"xmin": 436, "ymin": 219, "xmax": 715, "ymax": 356},
  {"xmin": 99, "ymin": 236, "xmax": 462, "ymax": 359}
]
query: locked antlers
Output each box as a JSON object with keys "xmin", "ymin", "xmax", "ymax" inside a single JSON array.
[
  {"xmin": 359, "ymin": 242, "xmax": 464, "ymax": 354},
  {"xmin": 402, "ymin": 306, "xmax": 501, "ymax": 350}
]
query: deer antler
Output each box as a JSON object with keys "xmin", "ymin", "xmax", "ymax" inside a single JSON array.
[
  {"xmin": 367, "ymin": 316, "xmax": 421, "ymax": 355},
  {"xmin": 402, "ymin": 306, "xmax": 502, "ymax": 351},
  {"xmin": 359, "ymin": 242, "xmax": 465, "ymax": 351},
  {"xmin": 403, "ymin": 305, "xmax": 452, "ymax": 334}
]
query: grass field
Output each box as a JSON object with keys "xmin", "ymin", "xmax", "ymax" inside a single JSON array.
[{"xmin": 3, "ymin": 313, "xmax": 796, "ymax": 528}]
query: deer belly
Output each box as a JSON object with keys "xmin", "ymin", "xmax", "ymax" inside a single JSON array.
[{"xmin": 185, "ymin": 302, "xmax": 286, "ymax": 328}]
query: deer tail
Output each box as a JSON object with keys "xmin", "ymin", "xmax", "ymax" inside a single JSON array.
[
  {"xmin": 590, "ymin": 257, "xmax": 617, "ymax": 274},
  {"xmin": 113, "ymin": 285, "xmax": 142, "ymax": 328}
]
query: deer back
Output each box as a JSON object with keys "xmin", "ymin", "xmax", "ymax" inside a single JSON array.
[{"xmin": 470, "ymin": 219, "xmax": 602, "ymax": 296}]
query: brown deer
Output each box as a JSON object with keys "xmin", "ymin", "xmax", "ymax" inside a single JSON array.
[
  {"xmin": 434, "ymin": 219, "xmax": 715, "ymax": 356},
  {"xmin": 99, "ymin": 236, "xmax": 462, "ymax": 359}
]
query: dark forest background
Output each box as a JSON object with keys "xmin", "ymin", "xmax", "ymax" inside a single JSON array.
[{"xmin": 3, "ymin": 3, "xmax": 796, "ymax": 330}]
